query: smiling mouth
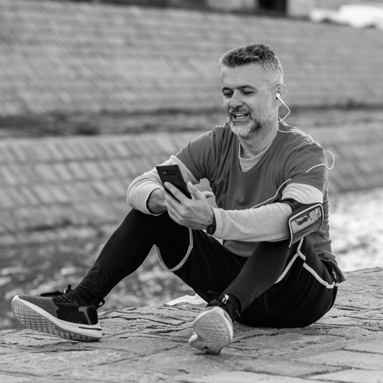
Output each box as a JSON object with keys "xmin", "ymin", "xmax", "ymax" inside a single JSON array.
[{"xmin": 230, "ymin": 111, "xmax": 251, "ymax": 121}]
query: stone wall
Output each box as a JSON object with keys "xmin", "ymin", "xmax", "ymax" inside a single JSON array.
[{"xmin": 1, "ymin": 125, "xmax": 383, "ymax": 243}]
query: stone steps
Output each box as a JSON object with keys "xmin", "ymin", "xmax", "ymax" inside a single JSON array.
[{"xmin": 1, "ymin": 125, "xmax": 383, "ymax": 242}]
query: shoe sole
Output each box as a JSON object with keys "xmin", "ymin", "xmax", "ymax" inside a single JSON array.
[
  {"xmin": 188, "ymin": 307, "xmax": 233, "ymax": 354},
  {"xmin": 12, "ymin": 296, "xmax": 102, "ymax": 342}
]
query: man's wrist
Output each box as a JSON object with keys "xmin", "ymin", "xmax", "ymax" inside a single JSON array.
[
  {"xmin": 147, "ymin": 188, "xmax": 166, "ymax": 214},
  {"xmin": 206, "ymin": 208, "xmax": 216, "ymax": 235}
]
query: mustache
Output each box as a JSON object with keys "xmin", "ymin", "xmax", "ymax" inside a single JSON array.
[{"xmin": 228, "ymin": 107, "xmax": 251, "ymax": 113}]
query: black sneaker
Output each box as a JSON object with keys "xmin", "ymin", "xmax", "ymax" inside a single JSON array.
[
  {"xmin": 188, "ymin": 293, "xmax": 236, "ymax": 354},
  {"xmin": 11, "ymin": 285, "xmax": 103, "ymax": 342}
]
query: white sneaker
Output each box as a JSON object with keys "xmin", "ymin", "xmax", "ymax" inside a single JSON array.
[{"xmin": 188, "ymin": 306, "xmax": 233, "ymax": 354}]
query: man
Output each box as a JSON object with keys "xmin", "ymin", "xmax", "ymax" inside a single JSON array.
[{"xmin": 12, "ymin": 43, "xmax": 344, "ymax": 354}]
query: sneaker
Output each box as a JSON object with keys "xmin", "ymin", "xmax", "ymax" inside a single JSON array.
[
  {"xmin": 188, "ymin": 305, "xmax": 234, "ymax": 355},
  {"xmin": 11, "ymin": 285, "xmax": 103, "ymax": 342}
]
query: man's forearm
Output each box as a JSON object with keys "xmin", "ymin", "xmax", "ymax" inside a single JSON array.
[{"xmin": 213, "ymin": 202, "xmax": 292, "ymax": 242}]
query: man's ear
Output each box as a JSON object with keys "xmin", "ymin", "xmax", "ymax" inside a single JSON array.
[{"xmin": 276, "ymin": 83, "xmax": 287, "ymax": 101}]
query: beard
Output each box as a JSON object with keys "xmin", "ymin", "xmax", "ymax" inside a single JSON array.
[
  {"xmin": 228, "ymin": 112, "xmax": 272, "ymax": 138},
  {"xmin": 229, "ymin": 119, "xmax": 262, "ymax": 138}
]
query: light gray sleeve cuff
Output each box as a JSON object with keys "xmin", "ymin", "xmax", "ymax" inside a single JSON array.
[
  {"xmin": 212, "ymin": 203, "xmax": 293, "ymax": 242},
  {"xmin": 127, "ymin": 155, "xmax": 198, "ymax": 215}
]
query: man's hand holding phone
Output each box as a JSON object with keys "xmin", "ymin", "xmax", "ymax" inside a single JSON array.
[
  {"xmin": 156, "ymin": 164, "xmax": 214, "ymax": 230},
  {"xmin": 163, "ymin": 181, "xmax": 214, "ymax": 230}
]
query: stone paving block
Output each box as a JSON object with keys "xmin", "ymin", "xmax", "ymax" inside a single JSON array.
[
  {"xmin": 231, "ymin": 330, "xmax": 343, "ymax": 359},
  {"xmin": 155, "ymin": 134, "xmax": 182, "ymax": 154},
  {"xmin": 0, "ymin": 329, "xmax": 71, "ymax": 348},
  {"xmin": 32, "ymin": 184, "xmax": 55, "ymax": 204},
  {"xmin": 345, "ymin": 341, "xmax": 383, "ymax": 354},
  {"xmin": 111, "ymin": 140, "xmax": 131, "ymax": 158},
  {"xmin": 47, "ymin": 142, "xmax": 66, "ymax": 161},
  {"xmin": 74, "ymin": 140, "xmax": 98, "ymax": 160},
  {"xmin": 0, "ymin": 211, "xmax": 19, "ymax": 232},
  {"xmin": 0, "ymin": 189, "xmax": 17, "ymax": 209},
  {"xmin": 81, "ymin": 161, "xmax": 103, "ymax": 179},
  {"xmin": 311, "ymin": 369, "xmax": 383, "ymax": 383},
  {"xmin": 298, "ymin": 350, "xmax": 383, "ymax": 370},
  {"xmin": 8, "ymin": 144, "xmax": 30, "ymax": 162},
  {"xmin": 107, "ymin": 179, "xmax": 128, "ymax": 198},
  {"xmin": 93, "ymin": 161, "xmax": 114, "ymax": 179},
  {"xmin": 0, "ymin": 145, "xmax": 17, "ymax": 163},
  {"xmin": 247, "ymin": 359, "xmax": 341, "ymax": 377},
  {"xmin": 0, "ymin": 348, "xmax": 132, "ymax": 377},
  {"xmin": 75, "ymin": 201, "xmax": 118, "ymax": 224},
  {"xmin": 97, "ymin": 139, "xmax": 121, "ymax": 158},
  {"xmin": 61, "ymin": 367, "xmax": 169, "ymax": 383},
  {"xmin": 67, "ymin": 162, "xmax": 89, "ymax": 180},
  {"xmin": 51, "ymin": 163, "xmax": 73, "ymax": 182},
  {"xmin": 188, "ymin": 371, "xmax": 324, "ymax": 382},
  {"xmin": 19, "ymin": 187, "xmax": 40, "ymax": 206},
  {"xmin": 9, "ymin": 165, "xmax": 37, "ymax": 186},
  {"xmin": 90, "ymin": 140, "xmax": 111, "ymax": 158},
  {"xmin": 71, "ymin": 181, "xmax": 99, "ymax": 201},
  {"xmin": 24, "ymin": 144, "xmax": 54, "ymax": 163},
  {"xmin": 123, "ymin": 159, "xmax": 145, "ymax": 179},
  {"xmin": 34, "ymin": 163, "xmax": 59, "ymax": 182},
  {"xmin": 0, "ymin": 167, "xmax": 19, "ymax": 186},
  {"xmin": 54, "ymin": 142, "xmax": 82, "ymax": 161},
  {"xmin": 92, "ymin": 180, "xmax": 114, "ymax": 197},
  {"xmin": 0, "ymin": 374, "xmax": 30, "ymax": 383},
  {"xmin": 110, "ymin": 159, "xmax": 131, "ymax": 177},
  {"xmin": 47, "ymin": 184, "xmax": 72, "ymax": 204}
]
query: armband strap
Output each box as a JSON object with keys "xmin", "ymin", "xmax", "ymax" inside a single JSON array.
[{"xmin": 284, "ymin": 201, "xmax": 324, "ymax": 248}]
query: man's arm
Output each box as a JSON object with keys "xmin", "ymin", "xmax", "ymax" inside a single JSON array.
[
  {"xmin": 212, "ymin": 183, "xmax": 323, "ymax": 242},
  {"xmin": 127, "ymin": 155, "xmax": 199, "ymax": 215}
]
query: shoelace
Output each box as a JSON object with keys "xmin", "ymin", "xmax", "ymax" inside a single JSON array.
[
  {"xmin": 40, "ymin": 284, "xmax": 72, "ymax": 298},
  {"xmin": 40, "ymin": 285, "xmax": 105, "ymax": 308},
  {"xmin": 207, "ymin": 290, "xmax": 241, "ymax": 319}
]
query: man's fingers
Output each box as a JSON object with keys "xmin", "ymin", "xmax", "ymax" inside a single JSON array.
[
  {"xmin": 202, "ymin": 191, "xmax": 214, "ymax": 199},
  {"xmin": 164, "ymin": 182, "xmax": 188, "ymax": 202},
  {"xmin": 187, "ymin": 182, "xmax": 206, "ymax": 200}
]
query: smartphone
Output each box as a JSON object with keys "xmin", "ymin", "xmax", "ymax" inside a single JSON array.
[{"xmin": 156, "ymin": 164, "xmax": 191, "ymax": 199}]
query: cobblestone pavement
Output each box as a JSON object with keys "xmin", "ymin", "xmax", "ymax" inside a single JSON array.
[{"xmin": 0, "ymin": 268, "xmax": 382, "ymax": 383}]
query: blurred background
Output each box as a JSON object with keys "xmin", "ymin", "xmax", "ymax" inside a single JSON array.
[{"xmin": 1, "ymin": 0, "xmax": 383, "ymax": 330}]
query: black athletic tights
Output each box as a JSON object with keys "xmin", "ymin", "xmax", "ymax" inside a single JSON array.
[{"xmin": 75, "ymin": 209, "xmax": 337, "ymax": 328}]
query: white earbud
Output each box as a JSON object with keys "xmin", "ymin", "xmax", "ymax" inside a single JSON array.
[{"xmin": 276, "ymin": 92, "xmax": 291, "ymax": 123}]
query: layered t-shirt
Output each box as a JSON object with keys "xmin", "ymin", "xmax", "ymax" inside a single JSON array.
[{"xmin": 175, "ymin": 122, "xmax": 332, "ymax": 258}]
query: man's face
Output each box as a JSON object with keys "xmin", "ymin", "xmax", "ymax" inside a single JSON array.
[{"xmin": 221, "ymin": 64, "xmax": 277, "ymax": 139}]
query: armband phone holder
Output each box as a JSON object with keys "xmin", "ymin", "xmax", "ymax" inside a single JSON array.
[{"xmin": 288, "ymin": 203, "xmax": 324, "ymax": 248}]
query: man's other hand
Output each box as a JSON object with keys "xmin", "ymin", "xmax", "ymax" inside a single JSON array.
[
  {"xmin": 147, "ymin": 188, "xmax": 167, "ymax": 214},
  {"xmin": 164, "ymin": 182, "xmax": 214, "ymax": 230}
]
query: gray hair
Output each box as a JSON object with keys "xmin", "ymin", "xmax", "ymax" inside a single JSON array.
[{"xmin": 219, "ymin": 43, "xmax": 283, "ymax": 87}]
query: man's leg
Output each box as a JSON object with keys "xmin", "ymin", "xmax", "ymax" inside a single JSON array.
[
  {"xmin": 12, "ymin": 209, "xmax": 199, "ymax": 341},
  {"xmin": 186, "ymin": 238, "xmax": 337, "ymax": 353},
  {"xmin": 185, "ymin": 239, "xmax": 292, "ymax": 353},
  {"xmin": 225, "ymin": 238, "xmax": 338, "ymax": 328},
  {"xmin": 12, "ymin": 209, "xmax": 243, "ymax": 342}
]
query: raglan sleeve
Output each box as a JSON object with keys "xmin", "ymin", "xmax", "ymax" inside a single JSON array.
[
  {"xmin": 175, "ymin": 129, "xmax": 220, "ymax": 182},
  {"xmin": 127, "ymin": 129, "xmax": 220, "ymax": 214},
  {"xmin": 284, "ymin": 140, "xmax": 329, "ymax": 195}
]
